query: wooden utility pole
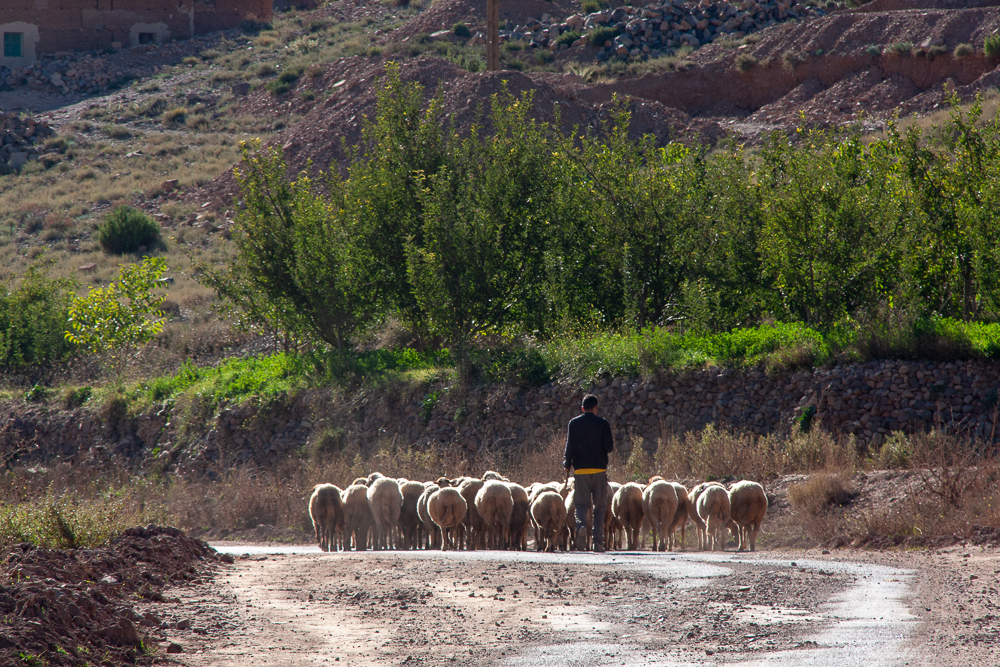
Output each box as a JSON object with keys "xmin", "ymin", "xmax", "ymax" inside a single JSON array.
[{"xmin": 487, "ymin": 0, "xmax": 499, "ymax": 71}]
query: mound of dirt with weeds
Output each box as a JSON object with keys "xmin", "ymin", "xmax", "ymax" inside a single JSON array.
[{"xmin": 0, "ymin": 525, "xmax": 231, "ymax": 666}]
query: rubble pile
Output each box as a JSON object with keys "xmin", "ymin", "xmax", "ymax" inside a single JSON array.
[
  {"xmin": 0, "ymin": 112, "xmax": 55, "ymax": 169},
  {"xmin": 0, "ymin": 526, "xmax": 230, "ymax": 666},
  {"xmin": 0, "ymin": 31, "xmax": 234, "ymax": 96},
  {"xmin": 499, "ymin": 0, "xmax": 824, "ymax": 61}
]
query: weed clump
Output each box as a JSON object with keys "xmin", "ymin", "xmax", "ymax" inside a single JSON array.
[
  {"xmin": 97, "ymin": 205, "xmax": 162, "ymax": 255},
  {"xmin": 452, "ymin": 22, "xmax": 471, "ymax": 39},
  {"xmin": 953, "ymin": 43, "xmax": 974, "ymax": 59},
  {"xmin": 589, "ymin": 26, "xmax": 619, "ymax": 48},
  {"xmin": 986, "ymin": 34, "xmax": 1000, "ymax": 59},
  {"xmin": 736, "ymin": 53, "xmax": 758, "ymax": 72}
]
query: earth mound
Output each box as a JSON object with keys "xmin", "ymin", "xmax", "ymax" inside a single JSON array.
[{"xmin": 0, "ymin": 526, "xmax": 231, "ymax": 666}]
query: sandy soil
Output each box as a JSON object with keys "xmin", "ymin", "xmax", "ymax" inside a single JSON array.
[{"xmin": 134, "ymin": 544, "xmax": 1000, "ymax": 667}]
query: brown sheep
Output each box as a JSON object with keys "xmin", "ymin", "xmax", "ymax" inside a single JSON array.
[
  {"xmin": 458, "ymin": 478, "xmax": 486, "ymax": 550},
  {"xmin": 367, "ymin": 477, "xmax": 402, "ymax": 550},
  {"xmin": 667, "ymin": 482, "xmax": 690, "ymax": 550},
  {"xmin": 417, "ymin": 483, "xmax": 441, "ymax": 549},
  {"xmin": 687, "ymin": 482, "xmax": 725, "ymax": 550},
  {"xmin": 352, "ymin": 477, "xmax": 369, "ymax": 486},
  {"xmin": 341, "ymin": 484, "xmax": 373, "ymax": 551},
  {"xmin": 398, "ymin": 480, "xmax": 427, "ymax": 550},
  {"xmin": 612, "ymin": 482, "xmax": 645, "ymax": 550},
  {"xmin": 476, "ymin": 480, "xmax": 514, "ymax": 550},
  {"xmin": 727, "ymin": 480, "xmax": 768, "ymax": 552},
  {"xmin": 428, "ymin": 487, "xmax": 467, "ymax": 551},
  {"xmin": 697, "ymin": 484, "xmax": 731, "ymax": 551},
  {"xmin": 482, "ymin": 470, "xmax": 509, "ymax": 482},
  {"xmin": 436, "ymin": 477, "xmax": 453, "ymax": 488},
  {"xmin": 530, "ymin": 491, "xmax": 566, "ymax": 553},
  {"xmin": 506, "ymin": 482, "xmax": 530, "ymax": 551},
  {"xmin": 309, "ymin": 483, "xmax": 344, "ymax": 552},
  {"xmin": 642, "ymin": 481, "xmax": 679, "ymax": 552}
]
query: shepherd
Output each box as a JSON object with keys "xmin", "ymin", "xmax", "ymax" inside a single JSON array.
[{"xmin": 563, "ymin": 393, "xmax": 614, "ymax": 552}]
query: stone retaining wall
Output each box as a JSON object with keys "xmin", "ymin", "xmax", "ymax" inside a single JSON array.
[{"xmin": 1, "ymin": 359, "xmax": 997, "ymax": 475}]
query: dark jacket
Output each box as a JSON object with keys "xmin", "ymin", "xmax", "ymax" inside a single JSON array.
[{"xmin": 563, "ymin": 412, "xmax": 614, "ymax": 470}]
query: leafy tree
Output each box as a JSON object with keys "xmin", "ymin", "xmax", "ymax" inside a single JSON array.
[
  {"xmin": 405, "ymin": 87, "xmax": 557, "ymax": 368},
  {"xmin": 0, "ymin": 266, "xmax": 76, "ymax": 372},
  {"xmin": 757, "ymin": 128, "xmax": 909, "ymax": 325},
  {"xmin": 200, "ymin": 141, "xmax": 373, "ymax": 350},
  {"xmin": 65, "ymin": 257, "xmax": 167, "ymax": 382}
]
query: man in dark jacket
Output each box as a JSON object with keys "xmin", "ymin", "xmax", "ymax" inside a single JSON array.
[{"xmin": 563, "ymin": 393, "xmax": 614, "ymax": 552}]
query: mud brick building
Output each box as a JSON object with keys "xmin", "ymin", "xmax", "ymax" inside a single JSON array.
[{"xmin": 0, "ymin": 1, "xmax": 272, "ymax": 68}]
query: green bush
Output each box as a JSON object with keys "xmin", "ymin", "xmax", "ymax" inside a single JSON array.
[
  {"xmin": 0, "ymin": 268, "xmax": 75, "ymax": 371},
  {"xmin": 266, "ymin": 67, "xmax": 302, "ymax": 95},
  {"xmin": 24, "ymin": 383, "xmax": 50, "ymax": 403},
  {"xmin": 953, "ymin": 43, "xmax": 974, "ymax": 59},
  {"xmin": 581, "ymin": 0, "xmax": 601, "ymax": 13},
  {"xmin": 97, "ymin": 205, "xmax": 162, "ymax": 255},
  {"xmin": 985, "ymin": 34, "xmax": 1000, "ymax": 58},
  {"xmin": 556, "ymin": 30, "xmax": 581, "ymax": 46},
  {"xmin": 453, "ymin": 22, "xmax": 471, "ymax": 38},
  {"xmin": 63, "ymin": 386, "xmax": 93, "ymax": 408},
  {"xmin": 589, "ymin": 26, "xmax": 619, "ymax": 47}
]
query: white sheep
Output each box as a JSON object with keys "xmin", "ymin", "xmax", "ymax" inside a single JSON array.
[
  {"xmin": 341, "ymin": 484, "xmax": 373, "ymax": 551},
  {"xmin": 667, "ymin": 482, "xmax": 690, "ymax": 550},
  {"xmin": 308, "ymin": 483, "xmax": 343, "ymax": 552},
  {"xmin": 563, "ymin": 490, "xmax": 591, "ymax": 551},
  {"xmin": 529, "ymin": 491, "xmax": 566, "ymax": 553},
  {"xmin": 687, "ymin": 482, "xmax": 724, "ymax": 550},
  {"xmin": 612, "ymin": 482, "xmax": 645, "ymax": 550},
  {"xmin": 398, "ymin": 480, "xmax": 427, "ymax": 550},
  {"xmin": 727, "ymin": 480, "xmax": 768, "ymax": 552},
  {"xmin": 696, "ymin": 484, "xmax": 731, "ymax": 551},
  {"xmin": 475, "ymin": 480, "xmax": 514, "ymax": 550},
  {"xmin": 417, "ymin": 483, "xmax": 441, "ymax": 549},
  {"xmin": 606, "ymin": 482, "xmax": 624, "ymax": 550},
  {"xmin": 428, "ymin": 487, "xmax": 467, "ymax": 551},
  {"xmin": 641, "ymin": 480, "xmax": 678, "ymax": 552},
  {"xmin": 457, "ymin": 478, "xmax": 486, "ymax": 550},
  {"xmin": 506, "ymin": 482, "xmax": 530, "ymax": 551},
  {"xmin": 367, "ymin": 476, "xmax": 402, "ymax": 550}
]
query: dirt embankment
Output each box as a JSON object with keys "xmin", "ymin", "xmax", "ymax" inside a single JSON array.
[{"xmin": 0, "ymin": 526, "xmax": 230, "ymax": 666}]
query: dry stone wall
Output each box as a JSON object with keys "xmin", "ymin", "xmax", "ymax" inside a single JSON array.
[{"xmin": 1, "ymin": 359, "xmax": 998, "ymax": 476}]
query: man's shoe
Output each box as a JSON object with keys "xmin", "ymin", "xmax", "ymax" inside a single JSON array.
[
  {"xmin": 592, "ymin": 543, "xmax": 606, "ymax": 553},
  {"xmin": 574, "ymin": 528, "xmax": 587, "ymax": 551}
]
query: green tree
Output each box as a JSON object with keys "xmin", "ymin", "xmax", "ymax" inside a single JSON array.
[
  {"xmin": 758, "ymin": 128, "xmax": 909, "ymax": 325},
  {"xmin": 0, "ymin": 265, "xmax": 76, "ymax": 372},
  {"xmin": 65, "ymin": 257, "xmax": 167, "ymax": 382},
  {"xmin": 200, "ymin": 141, "xmax": 373, "ymax": 350},
  {"xmin": 405, "ymin": 86, "xmax": 557, "ymax": 368}
]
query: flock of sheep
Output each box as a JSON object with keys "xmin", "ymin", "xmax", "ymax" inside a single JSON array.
[{"xmin": 309, "ymin": 472, "xmax": 768, "ymax": 554}]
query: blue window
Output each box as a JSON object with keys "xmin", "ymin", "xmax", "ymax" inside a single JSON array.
[{"xmin": 3, "ymin": 33, "xmax": 22, "ymax": 58}]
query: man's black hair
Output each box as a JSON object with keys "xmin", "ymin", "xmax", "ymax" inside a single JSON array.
[{"xmin": 582, "ymin": 394, "xmax": 599, "ymax": 411}]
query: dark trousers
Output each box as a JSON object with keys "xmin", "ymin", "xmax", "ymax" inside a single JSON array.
[{"xmin": 573, "ymin": 471, "xmax": 608, "ymax": 547}]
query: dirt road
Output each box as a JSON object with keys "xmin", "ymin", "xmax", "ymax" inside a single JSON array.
[{"xmin": 138, "ymin": 545, "xmax": 999, "ymax": 667}]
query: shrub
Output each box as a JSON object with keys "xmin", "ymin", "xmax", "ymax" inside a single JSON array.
[
  {"xmin": 953, "ymin": 43, "xmax": 974, "ymax": 58},
  {"xmin": 452, "ymin": 22, "xmax": 471, "ymax": 38},
  {"xmin": 581, "ymin": 0, "xmax": 601, "ymax": 12},
  {"xmin": 161, "ymin": 107, "xmax": 186, "ymax": 125},
  {"xmin": 62, "ymin": 386, "xmax": 93, "ymax": 409},
  {"xmin": 985, "ymin": 34, "xmax": 1000, "ymax": 58},
  {"xmin": 589, "ymin": 26, "xmax": 619, "ymax": 48},
  {"xmin": 788, "ymin": 473, "xmax": 856, "ymax": 516},
  {"xmin": 889, "ymin": 41, "xmax": 913, "ymax": 55},
  {"xmin": 301, "ymin": 90, "xmax": 316, "ymax": 101},
  {"xmin": 183, "ymin": 56, "xmax": 199, "ymax": 66},
  {"xmin": 97, "ymin": 205, "xmax": 162, "ymax": 255},
  {"xmin": 266, "ymin": 67, "xmax": 301, "ymax": 95},
  {"xmin": 23, "ymin": 383, "xmax": 50, "ymax": 403},
  {"xmin": 735, "ymin": 53, "xmax": 757, "ymax": 72},
  {"xmin": 781, "ymin": 49, "xmax": 805, "ymax": 69},
  {"xmin": 256, "ymin": 63, "xmax": 277, "ymax": 77},
  {"xmin": 185, "ymin": 114, "xmax": 209, "ymax": 129},
  {"xmin": 0, "ymin": 268, "xmax": 75, "ymax": 371},
  {"xmin": 865, "ymin": 44, "xmax": 881, "ymax": 57},
  {"xmin": 556, "ymin": 30, "xmax": 581, "ymax": 46}
]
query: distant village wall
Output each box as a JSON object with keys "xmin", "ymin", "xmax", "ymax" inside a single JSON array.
[{"xmin": 0, "ymin": 0, "xmax": 271, "ymax": 67}]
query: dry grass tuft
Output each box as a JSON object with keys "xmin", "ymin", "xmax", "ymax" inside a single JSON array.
[{"xmin": 788, "ymin": 473, "xmax": 856, "ymax": 516}]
